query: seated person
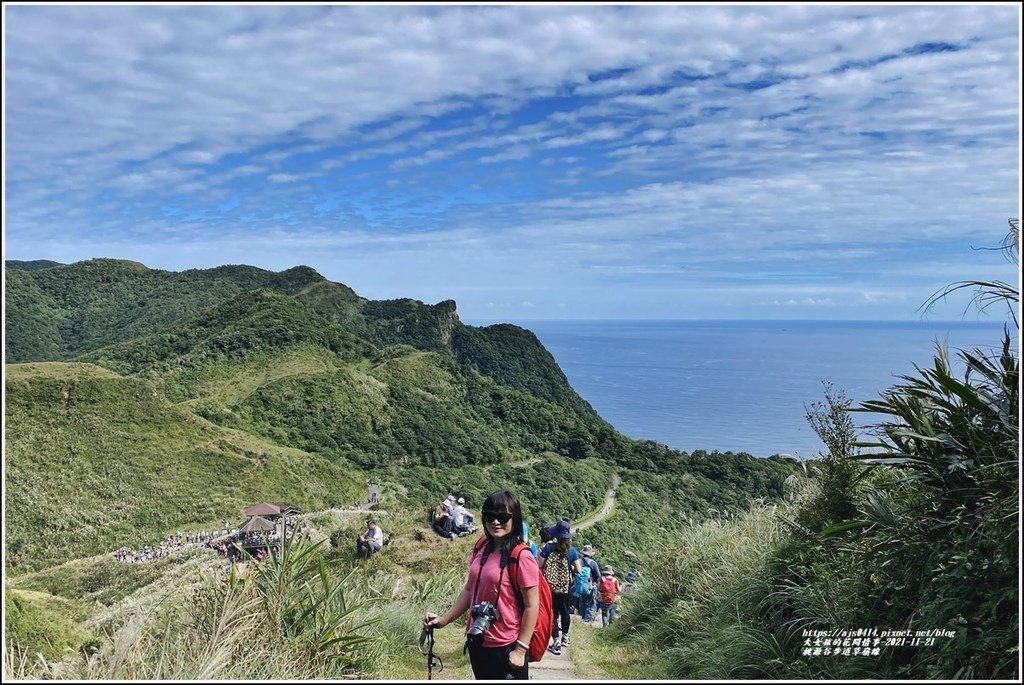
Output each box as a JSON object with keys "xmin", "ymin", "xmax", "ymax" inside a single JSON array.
[
  {"xmin": 356, "ymin": 518, "xmax": 385, "ymax": 559},
  {"xmin": 451, "ymin": 496, "xmax": 476, "ymax": 535},
  {"xmin": 432, "ymin": 495, "xmax": 456, "ymax": 539}
]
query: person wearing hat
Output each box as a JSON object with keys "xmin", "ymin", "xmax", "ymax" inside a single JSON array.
[
  {"xmin": 452, "ymin": 496, "xmax": 475, "ymax": 536},
  {"xmin": 539, "ymin": 520, "xmax": 582, "ymax": 654},
  {"xmin": 623, "ymin": 570, "xmax": 640, "ymax": 597},
  {"xmin": 432, "ymin": 495, "xmax": 457, "ymax": 539},
  {"xmin": 597, "ymin": 565, "xmax": 623, "ymax": 626},
  {"xmin": 577, "ymin": 544, "xmax": 601, "ymax": 623}
]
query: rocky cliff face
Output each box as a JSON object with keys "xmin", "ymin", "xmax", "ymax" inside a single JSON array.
[{"xmin": 437, "ymin": 300, "xmax": 459, "ymax": 346}]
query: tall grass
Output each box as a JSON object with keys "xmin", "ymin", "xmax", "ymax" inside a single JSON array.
[
  {"xmin": 612, "ymin": 502, "xmax": 793, "ymax": 678},
  {"xmin": 8, "ymin": 527, "xmax": 386, "ymax": 680}
]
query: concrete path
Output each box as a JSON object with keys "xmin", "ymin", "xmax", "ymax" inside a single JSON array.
[
  {"xmin": 574, "ymin": 473, "xmax": 620, "ymax": 532},
  {"xmin": 530, "ymin": 646, "xmax": 576, "ymax": 680},
  {"xmin": 529, "ymin": 615, "xmax": 606, "ymax": 680},
  {"xmin": 531, "ymin": 474, "xmax": 620, "ymax": 680}
]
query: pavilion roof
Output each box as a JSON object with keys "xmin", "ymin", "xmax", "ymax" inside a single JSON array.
[
  {"xmin": 239, "ymin": 515, "xmax": 276, "ymax": 533},
  {"xmin": 243, "ymin": 502, "xmax": 281, "ymax": 517}
]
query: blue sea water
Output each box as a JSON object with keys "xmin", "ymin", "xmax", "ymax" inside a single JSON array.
[{"xmin": 516, "ymin": 320, "xmax": 1013, "ymax": 460}]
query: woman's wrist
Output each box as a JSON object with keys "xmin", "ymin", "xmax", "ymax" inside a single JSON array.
[{"xmin": 514, "ymin": 639, "xmax": 530, "ymax": 651}]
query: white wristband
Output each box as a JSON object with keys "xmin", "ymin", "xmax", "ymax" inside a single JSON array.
[{"xmin": 515, "ymin": 639, "xmax": 530, "ymax": 651}]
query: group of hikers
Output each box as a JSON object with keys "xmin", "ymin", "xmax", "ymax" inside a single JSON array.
[
  {"xmin": 534, "ymin": 518, "xmax": 626, "ymax": 647},
  {"xmin": 424, "ymin": 489, "xmax": 633, "ymax": 680},
  {"xmin": 114, "ymin": 528, "xmax": 237, "ymax": 564},
  {"xmin": 430, "ymin": 493, "xmax": 478, "ymax": 539},
  {"xmin": 353, "ymin": 491, "xmax": 479, "ymax": 559},
  {"xmin": 116, "ymin": 516, "xmax": 311, "ymax": 566}
]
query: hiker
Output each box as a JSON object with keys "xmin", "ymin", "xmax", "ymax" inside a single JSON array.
[
  {"xmin": 424, "ymin": 490, "xmax": 540, "ymax": 680},
  {"xmin": 432, "ymin": 496, "xmax": 456, "ymax": 539},
  {"xmin": 521, "ymin": 521, "xmax": 539, "ymax": 558},
  {"xmin": 539, "ymin": 520, "xmax": 581, "ymax": 654},
  {"xmin": 452, "ymin": 496, "xmax": 476, "ymax": 536},
  {"xmin": 623, "ymin": 570, "xmax": 641, "ymax": 596},
  {"xmin": 597, "ymin": 565, "xmax": 623, "ymax": 626},
  {"xmin": 576, "ymin": 544, "xmax": 601, "ymax": 623},
  {"xmin": 356, "ymin": 518, "xmax": 385, "ymax": 559}
]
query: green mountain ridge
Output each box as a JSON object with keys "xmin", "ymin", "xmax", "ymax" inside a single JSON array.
[
  {"xmin": 5, "ymin": 259, "xmax": 66, "ymax": 271},
  {"xmin": 5, "ymin": 258, "xmax": 595, "ymax": 417}
]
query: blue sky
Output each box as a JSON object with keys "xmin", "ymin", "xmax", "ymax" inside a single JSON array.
[{"xmin": 3, "ymin": 4, "xmax": 1021, "ymax": 323}]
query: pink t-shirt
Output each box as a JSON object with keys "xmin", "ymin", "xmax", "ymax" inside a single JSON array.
[{"xmin": 466, "ymin": 543, "xmax": 540, "ymax": 648}]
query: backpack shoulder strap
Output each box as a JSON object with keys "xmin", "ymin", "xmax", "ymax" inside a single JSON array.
[
  {"xmin": 506, "ymin": 542, "xmax": 531, "ymax": 606},
  {"xmin": 470, "ymin": 536, "xmax": 491, "ymax": 566}
]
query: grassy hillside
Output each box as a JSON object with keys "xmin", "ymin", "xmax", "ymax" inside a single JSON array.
[
  {"xmin": 3, "ymin": 350, "xmax": 799, "ymax": 577},
  {"xmin": 4, "ymin": 587, "xmax": 97, "ymax": 661},
  {"xmin": 6, "ymin": 258, "xmax": 601, "ymax": 417},
  {"xmin": 4, "ymin": 260, "xmax": 325, "ymax": 363},
  {"xmin": 5, "ymin": 261, "xmax": 805, "ymax": 580},
  {"xmin": 450, "ymin": 322, "xmax": 601, "ymax": 418},
  {"xmin": 77, "ymin": 289, "xmax": 373, "ymax": 388},
  {"xmin": 4, "ymin": 362, "xmax": 365, "ymax": 574},
  {"xmin": 71, "ymin": 290, "xmax": 609, "ymax": 470}
]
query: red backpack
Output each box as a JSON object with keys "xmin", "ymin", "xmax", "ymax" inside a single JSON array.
[
  {"xmin": 472, "ymin": 537, "xmax": 554, "ymax": 663},
  {"xmin": 598, "ymin": 575, "xmax": 619, "ymax": 604}
]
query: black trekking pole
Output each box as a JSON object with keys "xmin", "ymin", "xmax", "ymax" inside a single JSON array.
[{"xmin": 419, "ymin": 625, "xmax": 444, "ymax": 680}]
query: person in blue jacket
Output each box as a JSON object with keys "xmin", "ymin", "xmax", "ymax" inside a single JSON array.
[
  {"xmin": 577, "ymin": 544, "xmax": 601, "ymax": 622},
  {"xmin": 521, "ymin": 521, "xmax": 539, "ymax": 558}
]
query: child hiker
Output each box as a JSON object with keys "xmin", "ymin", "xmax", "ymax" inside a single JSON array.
[{"xmin": 597, "ymin": 565, "xmax": 623, "ymax": 627}]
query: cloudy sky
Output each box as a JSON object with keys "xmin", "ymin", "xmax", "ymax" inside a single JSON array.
[{"xmin": 3, "ymin": 4, "xmax": 1020, "ymax": 322}]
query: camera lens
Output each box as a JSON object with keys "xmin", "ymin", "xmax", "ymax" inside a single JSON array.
[{"xmin": 467, "ymin": 602, "xmax": 498, "ymax": 640}]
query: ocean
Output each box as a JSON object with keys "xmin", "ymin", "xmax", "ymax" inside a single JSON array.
[{"xmin": 513, "ymin": 319, "xmax": 1013, "ymax": 460}]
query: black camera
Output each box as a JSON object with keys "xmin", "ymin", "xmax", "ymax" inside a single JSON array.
[{"xmin": 467, "ymin": 602, "xmax": 500, "ymax": 642}]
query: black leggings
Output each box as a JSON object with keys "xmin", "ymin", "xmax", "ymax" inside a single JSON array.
[
  {"xmin": 551, "ymin": 592, "xmax": 571, "ymax": 640},
  {"xmin": 467, "ymin": 641, "xmax": 529, "ymax": 680}
]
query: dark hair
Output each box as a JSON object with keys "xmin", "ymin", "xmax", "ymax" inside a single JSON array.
[{"xmin": 481, "ymin": 490, "xmax": 524, "ymax": 559}]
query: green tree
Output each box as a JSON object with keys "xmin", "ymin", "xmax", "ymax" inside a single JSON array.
[{"xmin": 798, "ymin": 381, "xmax": 865, "ymax": 530}]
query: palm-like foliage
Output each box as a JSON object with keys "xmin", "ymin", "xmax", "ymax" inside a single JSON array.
[
  {"xmin": 245, "ymin": 524, "xmax": 381, "ymax": 668},
  {"xmin": 755, "ymin": 223, "xmax": 1020, "ymax": 680},
  {"xmin": 836, "ymin": 223, "xmax": 1020, "ymax": 678},
  {"xmin": 852, "ymin": 332, "xmax": 1018, "ymax": 504}
]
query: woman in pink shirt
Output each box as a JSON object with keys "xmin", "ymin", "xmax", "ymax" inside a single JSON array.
[{"xmin": 424, "ymin": 490, "xmax": 540, "ymax": 680}]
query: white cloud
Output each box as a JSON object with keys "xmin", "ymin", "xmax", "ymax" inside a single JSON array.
[
  {"xmin": 3, "ymin": 4, "xmax": 1019, "ymax": 320},
  {"xmin": 860, "ymin": 291, "xmax": 909, "ymax": 304},
  {"xmin": 774, "ymin": 297, "xmax": 836, "ymax": 307}
]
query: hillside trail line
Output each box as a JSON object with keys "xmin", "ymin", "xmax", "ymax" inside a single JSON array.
[
  {"xmin": 574, "ymin": 473, "xmax": 620, "ymax": 532},
  {"xmin": 529, "ymin": 473, "xmax": 620, "ymax": 680}
]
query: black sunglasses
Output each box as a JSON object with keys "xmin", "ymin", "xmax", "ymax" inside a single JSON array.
[{"xmin": 483, "ymin": 511, "xmax": 514, "ymax": 524}]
